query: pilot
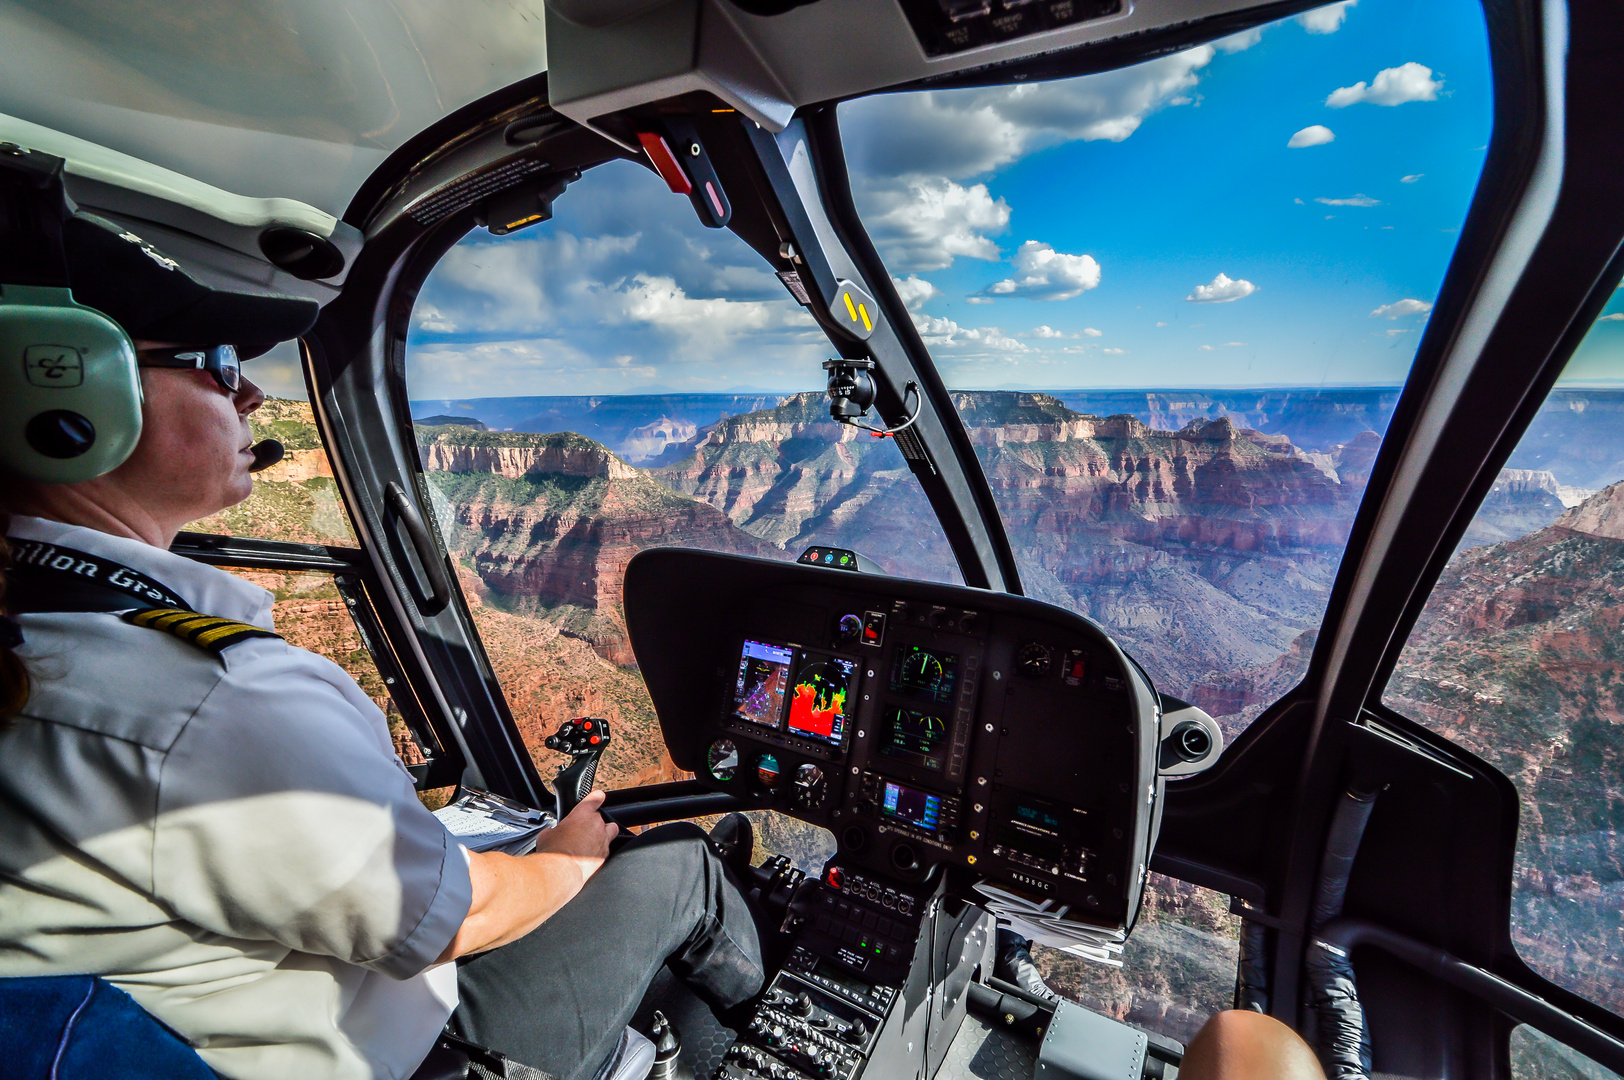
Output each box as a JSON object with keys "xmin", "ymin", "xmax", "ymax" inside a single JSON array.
[{"xmin": 0, "ymin": 208, "xmax": 765, "ymax": 1080}]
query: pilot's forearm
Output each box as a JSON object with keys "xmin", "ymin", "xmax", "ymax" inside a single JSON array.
[
  {"xmin": 436, "ymin": 848, "xmax": 592, "ymax": 962},
  {"xmin": 436, "ymin": 790, "xmax": 617, "ymax": 963}
]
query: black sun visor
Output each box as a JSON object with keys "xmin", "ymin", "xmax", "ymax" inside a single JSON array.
[{"xmin": 63, "ymin": 213, "xmax": 318, "ymax": 359}]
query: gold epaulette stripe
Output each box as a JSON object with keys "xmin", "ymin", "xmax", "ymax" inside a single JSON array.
[{"xmin": 122, "ymin": 607, "xmax": 282, "ymax": 655}]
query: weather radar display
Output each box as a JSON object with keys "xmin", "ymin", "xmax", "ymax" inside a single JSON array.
[
  {"xmin": 787, "ymin": 655, "xmax": 857, "ymax": 745},
  {"xmin": 731, "ymin": 640, "xmax": 794, "ymax": 728}
]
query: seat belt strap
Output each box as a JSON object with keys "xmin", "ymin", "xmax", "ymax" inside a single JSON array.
[
  {"xmin": 6, "ymin": 537, "xmax": 190, "ymax": 612},
  {"xmin": 5, "ymin": 537, "xmax": 281, "ymax": 655}
]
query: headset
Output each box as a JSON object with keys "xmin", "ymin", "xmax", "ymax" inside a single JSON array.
[{"xmin": 0, "ymin": 144, "xmax": 143, "ymax": 484}]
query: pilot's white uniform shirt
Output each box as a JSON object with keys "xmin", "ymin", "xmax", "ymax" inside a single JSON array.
[{"xmin": 0, "ymin": 517, "xmax": 472, "ymax": 1080}]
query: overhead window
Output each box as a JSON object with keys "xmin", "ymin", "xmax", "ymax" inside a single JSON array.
[
  {"xmin": 402, "ymin": 158, "xmax": 958, "ymax": 808},
  {"xmin": 1385, "ymin": 304, "xmax": 1624, "ymax": 1015}
]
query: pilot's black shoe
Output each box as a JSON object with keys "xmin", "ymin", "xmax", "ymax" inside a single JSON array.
[
  {"xmin": 708, "ymin": 813, "xmax": 755, "ymax": 878},
  {"xmin": 993, "ymin": 929, "xmax": 1060, "ymax": 1004}
]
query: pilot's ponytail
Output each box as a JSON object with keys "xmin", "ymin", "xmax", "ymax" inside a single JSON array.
[{"xmin": 0, "ymin": 512, "xmax": 29, "ymax": 721}]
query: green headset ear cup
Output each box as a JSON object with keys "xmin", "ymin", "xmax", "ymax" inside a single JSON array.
[{"xmin": 0, "ymin": 285, "xmax": 142, "ymax": 484}]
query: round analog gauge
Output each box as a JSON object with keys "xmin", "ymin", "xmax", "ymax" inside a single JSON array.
[
  {"xmin": 756, "ymin": 751, "xmax": 782, "ymax": 791},
  {"xmin": 706, "ymin": 739, "xmax": 740, "ymax": 782},
  {"xmin": 793, "ymin": 763, "xmax": 827, "ymax": 809},
  {"xmin": 1017, "ymin": 641, "xmax": 1053, "ymax": 678},
  {"xmin": 899, "ymin": 650, "xmax": 944, "ymax": 686}
]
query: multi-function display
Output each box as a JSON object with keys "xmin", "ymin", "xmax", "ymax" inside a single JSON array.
[
  {"xmin": 787, "ymin": 654, "xmax": 857, "ymax": 746},
  {"xmin": 733, "ymin": 639, "xmax": 794, "ymax": 727},
  {"xmin": 878, "ymin": 705, "xmax": 948, "ymax": 772},
  {"xmin": 881, "ymin": 781, "xmax": 941, "ymax": 830}
]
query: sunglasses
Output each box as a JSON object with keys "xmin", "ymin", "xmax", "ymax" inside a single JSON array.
[{"xmin": 138, "ymin": 345, "xmax": 243, "ymax": 392}]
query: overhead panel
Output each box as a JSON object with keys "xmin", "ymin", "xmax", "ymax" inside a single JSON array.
[
  {"xmin": 545, "ymin": 0, "xmax": 1286, "ymax": 138},
  {"xmin": 0, "ymin": 0, "xmax": 551, "ymax": 219}
]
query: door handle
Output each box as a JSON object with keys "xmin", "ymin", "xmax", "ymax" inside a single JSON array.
[{"xmin": 384, "ymin": 481, "xmax": 452, "ymax": 616}]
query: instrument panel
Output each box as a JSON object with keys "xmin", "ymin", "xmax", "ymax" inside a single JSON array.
[{"xmin": 623, "ymin": 549, "xmax": 1161, "ymax": 934}]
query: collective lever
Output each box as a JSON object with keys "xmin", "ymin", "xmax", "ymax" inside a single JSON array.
[{"xmin": 544, "ymin": 717, "xmax": 611, "ymax": 818}]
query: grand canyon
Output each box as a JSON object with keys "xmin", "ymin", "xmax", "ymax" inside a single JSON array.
[{"xmin": 207, "ymin": 385, "xmax": 1624, "ymax": 1040}]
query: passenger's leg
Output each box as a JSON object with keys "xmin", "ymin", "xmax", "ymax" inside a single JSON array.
[
  {"xmin": 452, "ymin": 822, "xmax": 764, "ymax": 1080},
  {"xmin": 1180, "ymin": 1011, "xmax": 1327, "ymax": 1080}
]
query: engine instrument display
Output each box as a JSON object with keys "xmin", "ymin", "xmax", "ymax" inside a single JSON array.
[
  {"xmin": 733, "ymin": 639, "xmax": 794, "ymax": 727},
  {"xmin": 882, "ymin": 781, "xmax": 942, "ymax": 830},
  {"xmin": 787, "ymin": 654, "xmax": 858, "ymax": 745},
  {"xmin": 878, "ymin": 705, "xmax": 948, "ymax": 772},
  {"xmin": 888, "ymin": 645, "xmax": 958, "ymax": 706}
]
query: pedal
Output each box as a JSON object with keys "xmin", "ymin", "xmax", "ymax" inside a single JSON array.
[{"xmin": 544, "ymin": 717, "xmax": 611, "ymax": 818}]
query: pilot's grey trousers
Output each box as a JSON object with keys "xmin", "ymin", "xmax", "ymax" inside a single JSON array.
[{"xmin": 451, "ymin": 821, "xmax": 766, "ymax": 1080}]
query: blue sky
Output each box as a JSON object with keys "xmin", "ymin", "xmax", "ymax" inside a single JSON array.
[{"xmin": 361, "ymin": 0, "xmax": 1616, "ymax": 401}]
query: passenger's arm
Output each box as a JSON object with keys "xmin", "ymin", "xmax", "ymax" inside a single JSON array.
[{"xmin": 436, "ymin": 790, "xmax": 620, "ymax": 962}]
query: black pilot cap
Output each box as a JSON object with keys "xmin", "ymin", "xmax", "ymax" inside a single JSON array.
[{"xmin": 62, "ymin": 213, "xmax": 320, "ymax": 358}]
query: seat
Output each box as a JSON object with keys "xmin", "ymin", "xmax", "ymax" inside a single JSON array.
[
  {"xmin": 0, "ymin": 976, "xmax": 655, "ymax": 1080},
  {"xmin": 0, "ymin": 975, "xmax": 216, "ymax": 1080}
]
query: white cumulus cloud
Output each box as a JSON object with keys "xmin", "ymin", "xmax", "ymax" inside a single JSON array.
[
  {"xmin": 1298, "ymin": 0, "xmax": 1357, "ymax": 33},
  {"xmin": 987, "ymin": 240, "xmax": 1102, "ymax": 301},
  {"xmin": 1401, "ymin": 173, "xmax": 1424, "ymax": 183},
  {"xmin": 862, "ymin": 177, "xmax": 1010, "ymax": 271},
  {"xmin": 843, "ymin": 43, "xmax": 1265, "ymax": 270},
  {"xmin": 891, "ymin": 274, "xmax": 941, "ymax": 311},
  {"xmin": 1598, "ymin": 313, "xmax": 1624, "ymax": 322},
  {"xmin": 911, "ymin": 313, "xmax": 1028, "ymax": 352},
  {"xmin": 1102, "ymin": 347, "xmax": 1127, "ymax": 355},
  {"xmin": 413, "ymin": 303, "xmax": 458, "ymax": 333},
  {"xmin": 1288, "ymin": 125, "xmax": 1336, "ymax": 148},
  {"xmin": 843, "ymin": 47, "xmax": 1235, "ymax": 182},
  {"xmin": 1327, "ymin": 62, "xmax": 1443, "ymax": 107},
  {"xmin": 1082, "ymin": 327, "xmax": 1102, "ymax": 337},
  {"xmin": 1371, "ymin": 298, "xmax": 1433, "ymax": 318},
  {"xmin": 1215, "ymin": 27, "xmax": 1264, "ymax": 53},
  {"xmin": 1186, "ymin": 273, "xmax": 1258, "ymax": 303},
  {"xmin": 1316, "ymin": 194, "xmax": 1381, "ymax": 207},
  {"xmin": 1032, "ymin": 325, "xmax": 1067, "ymax": 338}
]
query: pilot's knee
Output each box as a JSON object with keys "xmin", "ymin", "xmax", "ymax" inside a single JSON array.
[
  {"xmin": 605, "ymin": 820, "xmax": 711, "ymax": 868},
  {"xmin": 1182, "ymin": 1010, "xmax": 1325, "ymax": 1080}
]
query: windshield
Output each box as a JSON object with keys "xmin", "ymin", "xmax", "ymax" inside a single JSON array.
[
  {"xmin": 402, "ymin": 156, "xmax": 959, "ymax": 804},
  {"xmin": 841, "ymin": 0, "xmax": 1491, "ymax": 736}
]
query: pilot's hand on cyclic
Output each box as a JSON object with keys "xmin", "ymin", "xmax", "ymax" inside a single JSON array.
[{"xmin": 534, "ymin": 789, "xmax": 618, "ymax": 880}]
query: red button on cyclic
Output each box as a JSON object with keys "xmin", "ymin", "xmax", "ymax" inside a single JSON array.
[
  {"xmin": 826, "ymin": 867, "xmax": 843, "ymax": 889},
  {"xmin": 583, "ymin": 721, "xmax": 593, "ymax": 730},
  {"xmin": 590, "ymin": 735, "xmax": 600, "ymax": 745}
]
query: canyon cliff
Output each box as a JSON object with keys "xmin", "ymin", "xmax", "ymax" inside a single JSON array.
[
  {"xmin": 419, "ymin": 429, "xmax": 776, "ymax": 663},
  {"xmin": 1386, "ymin": 481, "xmax": 1624, "ymax": 1014}
]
